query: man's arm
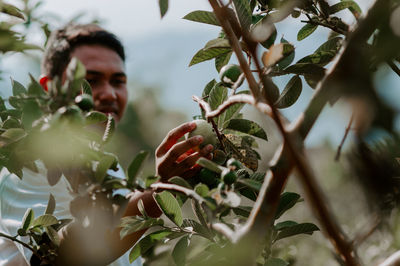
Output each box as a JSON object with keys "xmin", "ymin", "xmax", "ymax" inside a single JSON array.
[{"xmin": 56, "ymin": 122, "xmax": 213, "ymax": 265}]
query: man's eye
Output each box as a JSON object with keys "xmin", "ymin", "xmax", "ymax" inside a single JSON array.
[
  {"xmin": 111, "ymin": 79, "xmax": 126, "ymax": 86},
  {"xmin": 86, "ymin": 79, "xmax": 98, "ymax": 86}
]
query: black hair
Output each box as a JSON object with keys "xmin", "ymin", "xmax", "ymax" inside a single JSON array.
[{"xmin": 41, "ymin": 23, "xmax": 125, "ymax": 79}]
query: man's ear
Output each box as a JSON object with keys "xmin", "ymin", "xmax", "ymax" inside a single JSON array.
[{"xmin": 39, "ymin": 75, "xmax": 49, "ymax": 92}]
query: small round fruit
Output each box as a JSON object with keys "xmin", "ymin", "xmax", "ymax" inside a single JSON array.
[
  {"xmin": 227, "ymin": 158, "xmax": 242, "ymax": 170},
  {"xmin": 75, "ymin": 94, "xmax": 94, "ymax": 111},
  {"xmin": 221, "ymin": 168, "xmax": 238, "ymax": 185},
  {"xmin": 188, "ymin": 119, "xmax": 217, "ymax": 149},
  {"xmin": 219, "ymin": 64, "xmax": 243, "ymax": 88},
  {"xmin": 199, "ymin": 168, "xmax": 218, "ymax": 187}
]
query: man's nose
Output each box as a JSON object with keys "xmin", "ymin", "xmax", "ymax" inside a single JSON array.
[{"xmin": 96, "ymin": 83, "xmax": 117, "ymax": 102}]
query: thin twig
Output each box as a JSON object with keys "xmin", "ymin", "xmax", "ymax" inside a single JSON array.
[
  {"xmin": 378, "ymin": 251, "xmax": 400, "ymax": 266},
  {"xmin": 352, "ymin": 215, "xmax": 380, "ymax": 246},
  {"xmin": 301, "ymin": 19, "xmax": 348, "ymax": 36},
  {"xmin": 150, "ymin": 183, "xmax": 204, "ymax": 203},
  {"xmin": 0, "ymin": 232, "xmax": 41, "ymax": 259},
  {"xmin": 192, "ymin": 94, "xmax": 272, "ymax": 119},
  {"xmin": 335, "ymin": 113, "xmax": 354, "ymax": 161},
  {"xmin": 387, "ymin": 60, "xmax": 400, "ymax": 77}
]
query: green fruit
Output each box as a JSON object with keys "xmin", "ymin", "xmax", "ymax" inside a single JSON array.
[
  {"xmin": 188, "ymin": 119, "xmax": 217, "ymax": 149},
  {"xmin": 75, "ymin": 94, "xmax": 94, "ymax": 111},
  {"xmin": 219, "ymin": 64, "xmax": 243, "ymax": 88},
  {"xmin": 221, "ymin": 169, "xmax": 238, "ymax": 185},
  {"xmin": 227, "ymin": 158, "xmax": 242, "ymax": 170},
  {"xmin": 199, "ymin": 168, "xmax": 218, "ymax": 186},
  {"xmin": 213, "ymin": 149, "xmax": 227, "ymax": 165}
]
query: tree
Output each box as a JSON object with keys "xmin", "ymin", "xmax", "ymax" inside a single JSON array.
[{"xmin": 1, "ymin": 0, "xmax": 400, "ymax": 265}]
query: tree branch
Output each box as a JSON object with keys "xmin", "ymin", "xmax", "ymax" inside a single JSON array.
[
  {"xmin": 335, "ymin": 113, "xmax": 354, "ymax": 161},
  {"xmin": 150, "ymin": 182, "xmax": 204, "ymax": 203},
  {"xmin": 0, "ymin": 232, "xmax": 41, "ymax": 259}
]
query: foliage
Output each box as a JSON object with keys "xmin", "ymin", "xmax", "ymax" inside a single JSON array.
[{"xmin": 1, "ymin": 0, "xmax": 400, "ymax": 265}]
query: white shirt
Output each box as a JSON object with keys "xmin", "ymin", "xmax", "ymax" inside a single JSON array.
[{"xmin": 0, "ymin": 162, "xmax": 141, "ymax": 266}]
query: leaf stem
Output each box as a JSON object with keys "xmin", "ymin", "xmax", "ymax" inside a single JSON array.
[{"xmin": 0, "ymin": 232, "xmax": 41, "ymax": 259}]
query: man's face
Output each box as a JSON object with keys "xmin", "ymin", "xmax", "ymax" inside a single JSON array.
[{"xmin": 69, "ymin": 44, "xmax": 127, "ymax": 122}]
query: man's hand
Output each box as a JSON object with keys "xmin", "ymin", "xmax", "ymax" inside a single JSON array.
[{"xmin": 156, "ymin": 122, "xmax": 214, "ymax": 180}]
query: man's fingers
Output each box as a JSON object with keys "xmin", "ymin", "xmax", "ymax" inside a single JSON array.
[
  {"xmin": 174, "ymin": 144, "xmax": 213, "ymax": 173},
  {"xmin": 156, "ymin": 122, "xmax": 196, "ymax": 157},
  {"xmin": 163, "ymin": 136, "xmax": 206, "ymax": 165}
]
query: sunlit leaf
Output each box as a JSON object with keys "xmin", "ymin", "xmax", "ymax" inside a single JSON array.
[
  {"xmin": 233, "ymin": 0, "xmax": 252, "ymax": 30},
  {"xmin": 95, "ymin": 155, "xmax": 115, "ymax": 183},
  {"xmin": 225, "ymin": 119, "xmax": 268, "ymax": 141},
  {"xmin": 183, "ymin": 10, "xmax": 220, "ymax": 26},
  {"xmin": 22, "ymin": 208, "xmax": 34, "ymax": 231},
  {"xmin": 215, "ymin": 51, "xmax": 233, "ymax": 72},
  {"xmin": 169, "ymin": 176, "xmax": 192, "ymax": 189},
  {"xmin": 274, "ymin": 220, "xmax": 298, "ymax": 231},
  {"xmin": 85, "ymin": 111, "xmax": 108, "ymax": 125},
  {"xmin": 45, "ymin": 194, "xmax": 56, "ymax": 215},
  {"xmin": 0, "ymin": 3, "xmax": 25, "ymax": 20},
  {"xmin": 315, "ymin": 36, "xmax": 343, "ymax": 53},
  {"xmin": 31, "ymin": 214, "xmax": 58, "ymax": 228},
  {"xmin": 196, "ymin": 157, "xmax": 224, "ymax": 174},
  {"xmin": 189, "ymin": 47, "xmax": 231, "ymax": 66},
  {"xmin": 154, "ymin": 191, "xmax": 183, "ymax": 227}
]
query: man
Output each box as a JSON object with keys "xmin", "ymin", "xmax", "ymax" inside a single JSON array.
[{"xmin": 0, "ymin": 23, "xmax": 213, "ymax": 265}]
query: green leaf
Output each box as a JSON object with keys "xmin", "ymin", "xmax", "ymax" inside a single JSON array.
[
  {"xmin": 283, "ymin": 63, "xmax": 325, "ymax": 79},
  {"xmin": 11, "ymin": 78, "xmax": 27, "ymax": 96},
  {"xmin": 21, "ymin": 100, "xmax": 43, "ymax": 130},
  {"xmin": 27, "ymin": 74, "xmax": 45, "ymax": 96},
  {"xmin": 159, "ymin": 0, "xmax": 169, "ymax": 18},
  {"xmin": 169, "ymin": 176, "xmax": 192, "ymax": 189},
  {"xmin": 194, "ymin": 183, "xmax": 209, "ymax": 197},
  {"xmin": 215, "ymin": 51, "xmax": 233, "ymax": 72},
  {"xmin": 297, "ymin": 50, "xmax": 336, "ymax": 66},
  {"xmin": 129, "ymin": 230, "xmax": 172, "ymax": 263},
  {"xmin": 182, "ymin": 219, "xmax": 213, "ymax": 239},
  {"xmin": 208, "ymin": 83, "xmax": 228, "ymax": 128},
  {"xmin": 189, "ymin": 47, "xmax": 231, "ymax": 67},
  {"xmin": 172, "ymin": 236, "xmax": 190, "ymax": 266},
  {"xmin": 196, "ymin": 157, "xmax": 223, "ymax": 174},
  {"xmin": 127, "ymin": 150, "xmax": 149, "ymax": 187},
  {"xmin": 274, "ymin": 220, "xmax": 298, "ymax": 231},
  {"xmin": 330, "ymin": 1, "xmax": 361, "ymax": 18},
  {"xmin": 45, "ymin": 226, "xmax": 60, "ymax": 246},
  {"xmin": 183, "ymin": 10, "xmax": 220, "ymax": 26},
  {"xmin": 275, "ymin": 192, "xmax": 301, "ymax": 219},
  {"xmin": 237, "ymin": 178, "xmax": 262, "ymax": 192},
  {"xmin": 202, "ymin": 79, "xmax": 217, "ymax": 98},
  {"xmin": 232, "ymin": 206, "xmax": 252, "ymax": 217},
  {"xmin": 95, "ymin": 155, "xmax": 115, "ymax": 183},
  {"xmin": 315, "ymin": 36, "xmax": 343, "ymax": 53},
  {"xmin": 0, "ymin": 3, "xmax": 25, "ymax": 20},
  {"xmin": 21, "ymin": 208, "xmax": 34, "ymax": 231},
  {"xmin": 233, "ymin": 0, "xmax": 252, "ymax": 30},
  {"xmin": 297, "ymin": 23, "xmax": 318, "ymax": 41},
  {"xmin": 85, "ymin": 111, "xmax": 108, "ymax": 125},
  {"xmin": 45, "ymin": 194, "xmax": 56, "ymax": 215},
  {"xmin": 225, "ymin": 119, "xmax": 268, "ymax": 141},
  {"xmin": 275, "ymin": 75, "xmax": 302, "ymax": 109},
  {"xmin": 120, "ymin": 216, "xmax": 164, "ymax": 239},
  {"xmin": 1, "ymin": 128, "xmax": 26, "ymax": 142},
  {"xmin": 154, "ymin": 191, "xmax": 183, "ymax": 227},
  {"xmin": 31, "ymin": 214, "xmax": 58, "ymax": 228},
  {"xmin": 265, "ymin": 258, "xmax": 289, "ymax": 266},
  {"xmin": 278, "ymin": 38, "xmax": 295, "ymax": 69},
  {"xmin": 145, "ymin": 175, "xmax": 160, "ymax": 188},
  {"xmin": 275, "ymin": 223, "xmax": 319, "ymax": 241},
  {"xmin": 66, "ymin": 57, "xmax": 86, "ymax": 81},
  {"xmin": 81, "ymin": 79, "xmax": 92, "ymax": 96}
]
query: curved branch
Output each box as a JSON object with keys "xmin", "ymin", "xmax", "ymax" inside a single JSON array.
[{"xmin": 150, "ymin": 182, "xmax": 204, "ymax": 203}]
